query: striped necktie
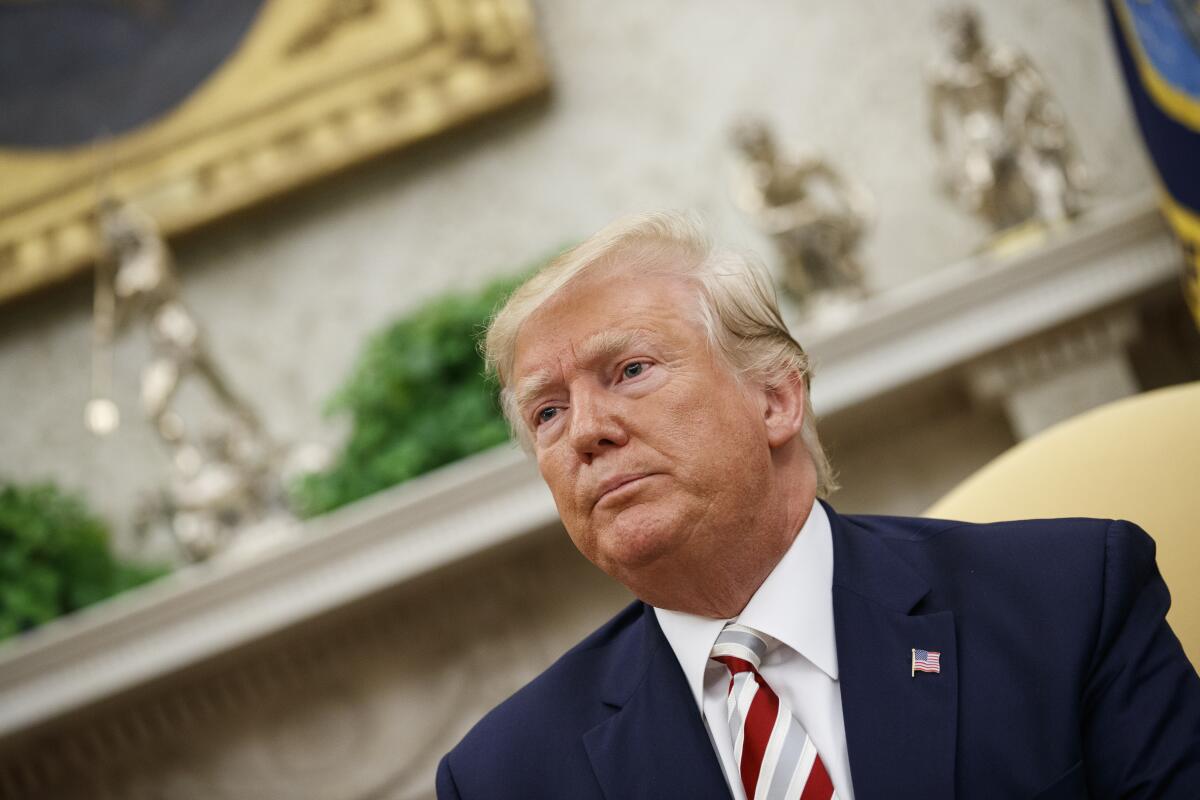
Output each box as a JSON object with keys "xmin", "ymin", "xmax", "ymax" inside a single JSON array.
[{"xmin": 711, "ymin": 623, "xmax": 838, "ymax": 800}]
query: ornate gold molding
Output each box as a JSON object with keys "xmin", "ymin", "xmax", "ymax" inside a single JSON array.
[{"xmin": 0, "ymin": 0, "xmax": 548, "ymax": 304}]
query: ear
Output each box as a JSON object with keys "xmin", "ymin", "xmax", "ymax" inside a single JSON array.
[{"xmin": 761, "ymin": 371, "xmax": 807, "ymax": 449}]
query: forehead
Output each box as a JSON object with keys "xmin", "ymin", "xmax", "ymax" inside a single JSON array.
[{"xmin": 510, "ymin": 269, "xmax": 704, "ymax": 379}]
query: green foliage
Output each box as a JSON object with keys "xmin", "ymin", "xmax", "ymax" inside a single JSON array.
[
  {"xmin": 292, "ymin": 271, "xmax": 530, "ymax": 517},
  {"xmin": 0, "ymin": 482, "xmax": 167, "ymax": 640}
]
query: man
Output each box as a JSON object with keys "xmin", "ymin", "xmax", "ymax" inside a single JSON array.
[{"xmin": 437, "ymin": 213, "xmax": 1200, "ymax": 799}]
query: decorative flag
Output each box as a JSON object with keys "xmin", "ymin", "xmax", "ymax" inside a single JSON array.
[
  {"xmin": 1106, "ymin": 1, "xmax": 1200, "ymax": 329},
  {"xmin": 912, "ymin": 648, "xmax": 941, "ymax": 676}
]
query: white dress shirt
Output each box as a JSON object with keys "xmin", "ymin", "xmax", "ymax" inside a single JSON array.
[{"xmin": 654, "ymin": 502, "xmax": 855, "ymax": 800}]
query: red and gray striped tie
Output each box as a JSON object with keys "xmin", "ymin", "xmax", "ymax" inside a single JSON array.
[{"xmin": 711, "ymin": 623, "xmax": 838, "ymax": 800}]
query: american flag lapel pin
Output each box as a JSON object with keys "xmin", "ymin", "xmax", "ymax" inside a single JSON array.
[{"xmin": 911, "ymin": 648, "xmax": 941, "ymax": 677}]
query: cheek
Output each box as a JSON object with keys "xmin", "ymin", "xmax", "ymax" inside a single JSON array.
[
  {"xmin": 657, "ymin": 391, "xmax": 763, "ymax": 473},
  {"xmin": 648, "ymin": 385, "xmax": 719, "ymax": 445},
  {"xmin": 536, "ymin": 451, "xmax": 565, "ymax": 496},
  {"xmin": 538, "ymin": 450, "xmax": 586, "ymax": 522}
]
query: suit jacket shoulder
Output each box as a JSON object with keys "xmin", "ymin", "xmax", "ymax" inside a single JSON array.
[
  {"xmin": 843, "ymin": 512, "xmax": 1165, "ymax": 677},
  {"xmin": 834, "ymin": 512, "xmax": 1200, "ymax": 799}
]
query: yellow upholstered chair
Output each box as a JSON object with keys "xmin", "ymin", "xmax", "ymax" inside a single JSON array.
[{"xmin": 925, "ymin": 381, "xmax": 1200, "ymax": 667}]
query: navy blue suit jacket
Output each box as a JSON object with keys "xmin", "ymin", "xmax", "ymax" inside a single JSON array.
[{"xmin": 437, "ymin": 506, "xmax": 1200, "ymax": 798}]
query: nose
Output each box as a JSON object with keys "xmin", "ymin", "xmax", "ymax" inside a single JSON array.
[{"xmin": 568, "ymin": 385, "xmax": 628, "ymax": 461}]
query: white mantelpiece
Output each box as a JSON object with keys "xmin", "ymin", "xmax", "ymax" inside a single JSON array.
[
  {"xmin": 791, "ymin": 194, "xmax": 1178, "ymax": 416},
  {"xmin": 0, "ymin": 196, "xmax": 1181, "ymax": 746},
  {"xmin": 0, "ymin": 444, "xmax": 554, "ymax": 742}
]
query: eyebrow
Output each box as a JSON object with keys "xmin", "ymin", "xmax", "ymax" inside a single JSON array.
[{"xmin": 512, "ymin": 329, "xmax": 650, "ymax": 415}]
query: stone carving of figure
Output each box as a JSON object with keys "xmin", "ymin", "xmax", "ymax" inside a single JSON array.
[
  {"xmin": 927, "ymin": 5, "xmax": 1087, "ymax": 232},
  {"xmin": 730, "ymin": 118, "xmax": 872, "ymax": 306},
  {"xmin": 86, "ymin": 198, "xmax": 287, "ymax": 561}
]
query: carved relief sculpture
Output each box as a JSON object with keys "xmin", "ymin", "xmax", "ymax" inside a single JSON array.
[
  {"xmin": 927, "ymin": 5, "xmax": 1087, "ymax": 232},
  {"xmin": 730, "ymin": 118, "xmax": 873, "ymax": 308}
]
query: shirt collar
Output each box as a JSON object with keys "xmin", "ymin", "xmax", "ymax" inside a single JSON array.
[{"xmin": 654, "ymin": 501, "xmax": 839, "ymax": 711}]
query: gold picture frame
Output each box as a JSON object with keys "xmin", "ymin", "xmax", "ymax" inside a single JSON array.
[{"xmin": 0, "ymin": 0, "xmax": 549, "ymax": 304}]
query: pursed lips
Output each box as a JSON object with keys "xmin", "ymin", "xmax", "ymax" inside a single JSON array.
[{"xmin": 592, "ymin": 473, "xmax": 656, "ymax": 508}]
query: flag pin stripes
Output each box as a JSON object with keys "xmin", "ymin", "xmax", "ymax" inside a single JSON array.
[{"xmin": 911, "ymin": 648, "xmax": 941, "ymax": 677}]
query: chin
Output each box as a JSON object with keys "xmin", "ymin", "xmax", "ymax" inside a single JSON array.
[{"xmin": 593, "ymin": 505, "xmax": 686, "ymax": 573}]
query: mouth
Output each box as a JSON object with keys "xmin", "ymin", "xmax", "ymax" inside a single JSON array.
[{"xmin": 594, "ymin": 473, "xmax": 657, "ymax": 508}]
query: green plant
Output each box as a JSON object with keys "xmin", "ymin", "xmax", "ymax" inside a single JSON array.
[
  {"xmin": 292, "ymin": 270, "xmax": 530, "ymax": 517},
  {"xmin": 0, "ymin": 482, "xmax": 167, "ymax": 640}
]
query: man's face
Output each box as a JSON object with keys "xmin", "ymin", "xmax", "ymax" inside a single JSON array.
[{"xmin": 510, "ymin": 266, "xmax": 776, "ymax": 595}]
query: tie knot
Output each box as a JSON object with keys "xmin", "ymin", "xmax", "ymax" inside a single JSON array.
[{"xmin": 710, "ymin": 623, "xmax": 770, "ymax": 671}]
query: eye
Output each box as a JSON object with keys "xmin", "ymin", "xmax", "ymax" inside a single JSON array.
[
  {"xmin": 622, "ymin": 361, "xmax": 648, "ymax": 380},
  {"xmin": 535, "ymin": 406, "xmax": 559, "ymax": 426}
]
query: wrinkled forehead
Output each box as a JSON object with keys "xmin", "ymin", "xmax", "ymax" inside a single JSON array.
[
  {"xmin": 509, "ymin": 268, "xmax": 707, "ymax": 381},
  {"xmin": 508, "ymin": 249, "xmax": 705, "ymax": 361}
]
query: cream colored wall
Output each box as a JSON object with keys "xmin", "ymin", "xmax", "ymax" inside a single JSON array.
[{"xmin": 0, "ymin": 0, "xmax": 1153, "ymax": 547}]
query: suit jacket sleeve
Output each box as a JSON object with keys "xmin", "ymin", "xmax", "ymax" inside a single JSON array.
[
  {"xmin": 1081, "ymin": 519, "xmax": 1200, "ymax": 797},
  {"xmin": 436, "ymin": 753, "xmax": 463, "ymax": 800}
]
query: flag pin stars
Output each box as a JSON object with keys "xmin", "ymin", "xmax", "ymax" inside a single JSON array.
[{"xmin": 912, "ymin": 648, "xmax": 941, "ymax": 677}]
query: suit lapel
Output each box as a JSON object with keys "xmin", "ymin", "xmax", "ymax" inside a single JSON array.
[
  {"xmin": 828, "ymin": 506, "xmax": 958, "ymax": 800},
  {"xmin": 583, "ymin": 604, "xmax": 732, "ymax": 800}
]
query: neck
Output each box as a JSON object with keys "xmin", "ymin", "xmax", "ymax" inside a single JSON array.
[{"xmin": 636, "ymin": 485, "xmax": 817, "ymax": 619}]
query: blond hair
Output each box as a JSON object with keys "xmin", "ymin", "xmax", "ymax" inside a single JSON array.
[{"xmin": 483, "ymin": 211, "xmax": 837, "ymax": 497}]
